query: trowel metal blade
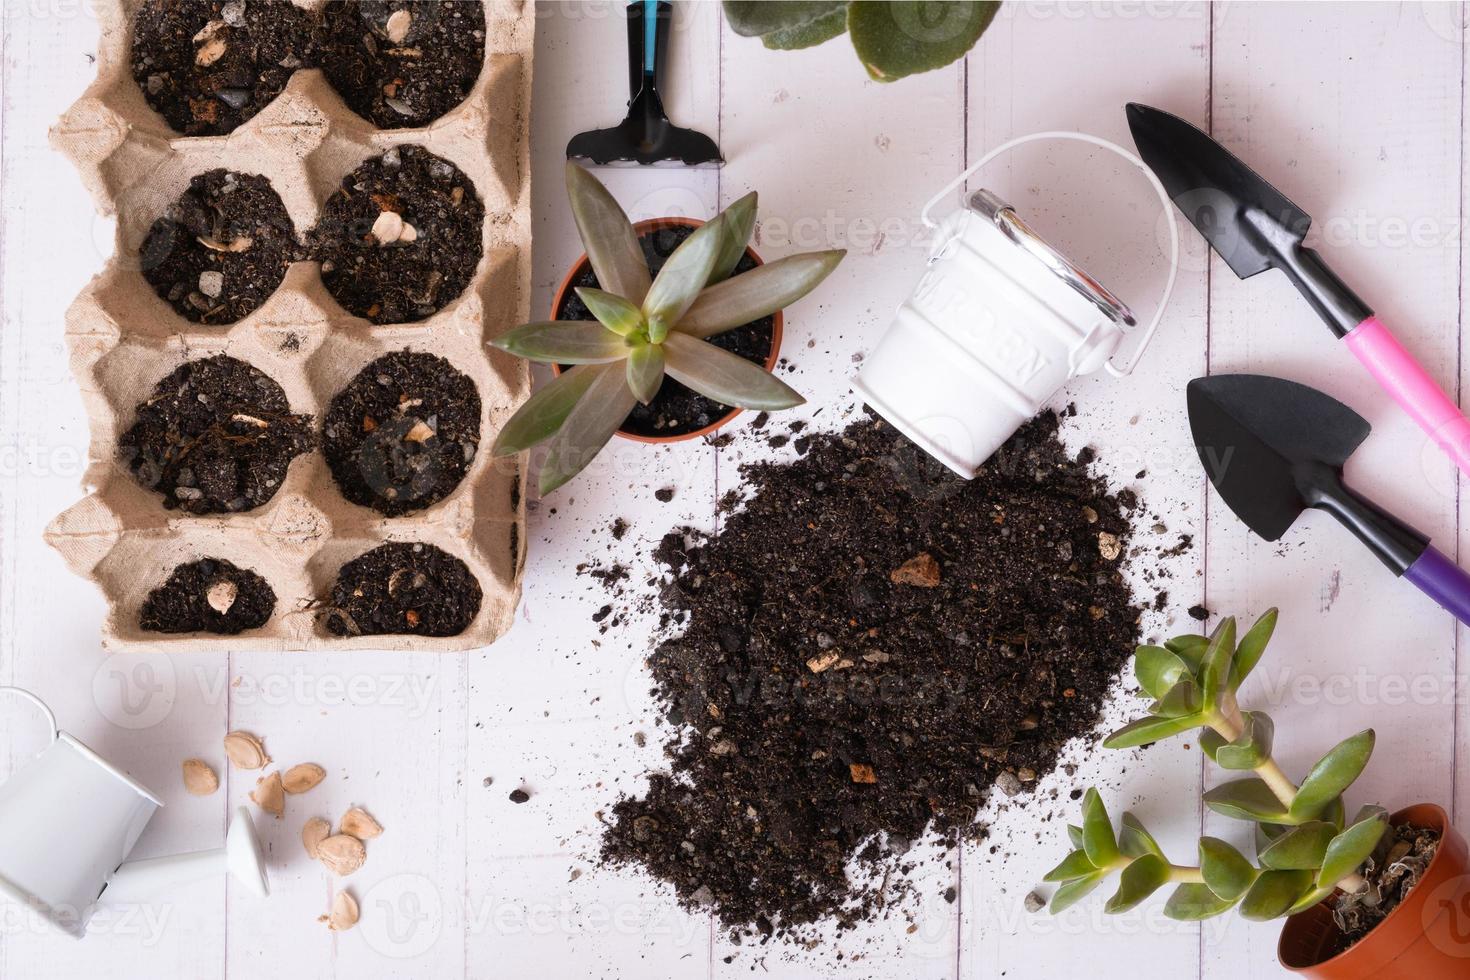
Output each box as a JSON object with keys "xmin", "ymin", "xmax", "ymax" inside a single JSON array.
[
  {"xmin": 1187, "ymin": 374, "xmax": 1371, "ymax": 541},
  {"xmin": 1126, "ymin": 103, "xmax": 1313, "ymax": 280}
]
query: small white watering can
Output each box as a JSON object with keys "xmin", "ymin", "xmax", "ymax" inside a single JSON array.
[
  {"xmin": 0, "ymin": 687, "xmax": 269, "ymax": 938},
  {"xmin": 854, "ymin": 131, "xmax": 1181, "ymax": 479}
]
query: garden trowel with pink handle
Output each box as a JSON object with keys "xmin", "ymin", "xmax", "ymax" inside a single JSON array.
[
  {"xmin": 1188, "ymin": 374, "xmax": 1470, "ymax": 626},
  {"xmin": 1129, "ymin": 103, "xmax": 1470, "ymax": 476}
]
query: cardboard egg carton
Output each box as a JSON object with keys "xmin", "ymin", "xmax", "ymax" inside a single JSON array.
[{"xmin": 46, "ymin": 0, "xmax": 533, "ymax": 651}]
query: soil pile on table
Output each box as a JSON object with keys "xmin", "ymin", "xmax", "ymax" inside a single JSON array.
[{"xmin": 601, "ymin": 410, "xmax": 1143, "ymax": 936}]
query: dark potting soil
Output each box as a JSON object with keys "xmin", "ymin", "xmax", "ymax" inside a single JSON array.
[
  {"xmin": 139, "ymin": 169, "xmax": 299, "ymax": 324},
  {"xmin": 317, "ymin": 0, "xmax": 486, "ymax": 129},
  {"xmin": 557, "ymin": 225, "xmax": 775, "ymax": 439},
  {"xmin": 601, "ymin": 410, "xmax": 1143, "ymax": 936},
  {"xmin": 140, "ymin": 557, "xmax": 275, "ymax": 635},
  {"xmin": 312, "ymin": 145, "xmax": 485, "ymax": 323},
  {"xmin": 119, "ymin": 355, "xmax": 313, "ymax": 515},
  {"xmin": 131, "ymin": 0, "xmax": 315, "ymax": 137},
  {"xmin": 323, "ymin": 541, "xmax": 481, "ymax": 637},
  {"xmin": 322, "ymin": 350, "xmax": 481, "ymax": 516},
  {"xmin": 1331, "ymin": 821, "xmax": 1442, "ymax": 952}
]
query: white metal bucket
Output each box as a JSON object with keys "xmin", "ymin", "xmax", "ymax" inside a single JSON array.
[
  {"xmin": 0, "ymin": 688, "xmax": 162, "ymax": 937},
  {"xmin": 853, "ymin": 131, "xmax": 1180, "ymax": 479}
]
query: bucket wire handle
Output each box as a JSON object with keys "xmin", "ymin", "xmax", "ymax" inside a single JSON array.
[
  {"xmin": 920, "ymin": 130, "xmax": 1180, "ymax": 378},
  {"xmin": 0, "ymin": 687, "xmax": 59, "ymax": 746}
]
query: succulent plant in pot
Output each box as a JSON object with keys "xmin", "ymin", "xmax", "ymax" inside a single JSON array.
[
  {"xmin": 1045, "ymin": 609, "xmax": 1470, "ymax": 978},
  {"xmin": 491, "ymin": 163, "xmax": 845, "ymax": 494}
]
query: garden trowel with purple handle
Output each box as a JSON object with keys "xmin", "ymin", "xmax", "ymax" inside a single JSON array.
[
  {"xmin": 1188, "ymin": 373, "xmax": 1470, "ymax": 626},
  {"xmin": 1129, "ymin": 103, "xmax": 1470, "ymax": 478}
]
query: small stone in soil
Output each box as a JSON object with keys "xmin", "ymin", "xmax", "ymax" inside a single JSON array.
[
  {"xmin": 140, "ymin": 557, "xmax": 275, "ymax": 635},
  {"xmin": 118, "ymin": 355, "xmax": 313, "ymax": 514},
  {"xmin": 324, "ymin": 541, "xmax": 481, "ymax": 637},
  {"xmin": 654, "ymin": 487, "xmax": 675, "ymax": 503},
  {"xmin": 509, "ymin": 788, "xmax": 530, "ymax": 804}
]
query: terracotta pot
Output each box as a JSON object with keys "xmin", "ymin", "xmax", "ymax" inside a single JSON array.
[
  {"xmin": 1278, "ymin": 803, "xmax": 1470, "ymax": 978},
  {"xmin": 549, "ymin": 216, "xmax": 784, "ymax": 444}
]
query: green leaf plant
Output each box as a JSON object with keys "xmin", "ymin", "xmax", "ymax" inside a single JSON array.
[
  {"xmin": 722, "ymin": 1, "xmax": 1002, "ymax": 83},
  {"xmin": 491, "ymin": 164, "xmax": 845, "ymax": 494},
  {"xmin": 1045, "ymin": 609, "xmax": 1391, "ymax": 923}
]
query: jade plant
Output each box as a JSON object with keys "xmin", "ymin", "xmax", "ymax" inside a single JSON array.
[
  {"xmin": 491, "ymin": 164, "xmax": 844, "ymax": 493},
  {"xmin": 1046, "ymin": 609, "xmax": 1391, "ymax": 922},
  {"xmin": 723, "ymin": 1, "xmax": 1001, "ymax": 82}
]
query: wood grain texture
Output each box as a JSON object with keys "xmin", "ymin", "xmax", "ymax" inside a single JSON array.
[{"xmin": 0, "ymin": 2, "xmax": 1465, "ymax": 978}]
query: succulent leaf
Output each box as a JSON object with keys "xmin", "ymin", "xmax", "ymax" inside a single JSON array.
[
  {"xmin": 493, "ymin": 321, "xmax": 629, "ymax": 364},
  {"xmin": 1049, "ymin": 873, "xmax": 1106, "ymax": 914},
  {"xmin": 642, "ymin": 217, "xmax": 725, "ymax": 329},
  {"xmin": 1238, "ymin": 870, "xmax": 1315, "ymax": 921},
  {"xmin": 709, "ymin": 192, "xmax": 758, "ymax": 284},
  {"xmin": 679, "ymin": 251, "xmax": 848, "ymax": 339},
  {"xmin": 847, "ymin": 1, "xmax": 1001, "ymax": 83},
  {"xmin": 1258, "ymin": 822, "xmax": 1337, "ymax": 871},
  {"xmin": 1318, "ymin": 811, "xmax": 1390, "ymax": 889},
  {"xmin": 1067, "ymin": 824, "xmax": 1085, "ymax": 849},
  {"xmin": 1105, "ymin": 854, "xmax": 1170, "ymax": 914},
  {"xmin": 761, "ymin": 6, "xmax": 848, "ymax": 49},
  {"xmin": 1150, "ymin": 678, "xmax": 1202, "ymax": 719},
  {"xmin": 1198, "ymin": 837, "xmax": 1258, "ymax": 902},
  {"xmin": 1288, "ymin": 730, "xmax": 1375, "ymax": 824},
  {"xmin": 1213, "ymin": 712, "xmax": 1276, "ymax": 771},
  {"xmin": 1080, "ymin": 788, "xmax": 1120, "ymax": 868},
  {"xmin": 1203, "ymin": 778, "xmax": 1291, "ymax": 824},
  {"xmin": 1199, "ymin": 617, "xmax": 1237, "ymax": 705},
  {"xmin": 566, "ymin": 164, "xmax": 651, "ymax": 304},
  {"xmin": 575, "ymin": 288, "xmax": 644, "ymax": 337},
  {"xmin": 662, "ymin": 332, "xmax": 804, "ymax": 410},
  {"xmin": 722, "ymin": 0, "xmax": 848, "ymax": 37},
  {"xmin": 538, "ymin": 363, "xmax": 638, "ymax": 494},
  {"xmin": 1286, "ymin": 883, "xmax": 1339, "ymax": 916},
  {"xmin": 1134, "ymin": 645, "xmax": 1190, "ymax": 701},
  {"xmin": 1043, "ymin": 849, "xmax": 1098, "ymax": 884},
  {"xmin": 491, "ymin": 363, "xmax": 603, "ymax": 457},
  {"xmin": 1163, "ymin": 882, "xmax": 1237, "ymax": 921},
  {"xmin": 1229, "ymin": 607, "xmax": 1278, "ymax": 690},
  {"xmin": 1255, "ymin": 821, "xmax": 1289, "ymax": 854},
  {"xmin": 1119, "ymin": 813, "xmax": 1165, "ymax": 860},
  {"xmin": 626, "ymin": 343, "xmax": 666, "ymax": 406},
  {"xmin": 1163, "ymin": 634, "xmax": 1210, "ymax": 671},
  {"xmin": 1103, "ymin": 712, "xmax": 1202, "ymax": 750}
]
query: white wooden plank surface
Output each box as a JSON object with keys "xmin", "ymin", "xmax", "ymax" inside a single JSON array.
[{"xmin": 0, "ymin": 3, "xmax": 1465, "ymax": 979}]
